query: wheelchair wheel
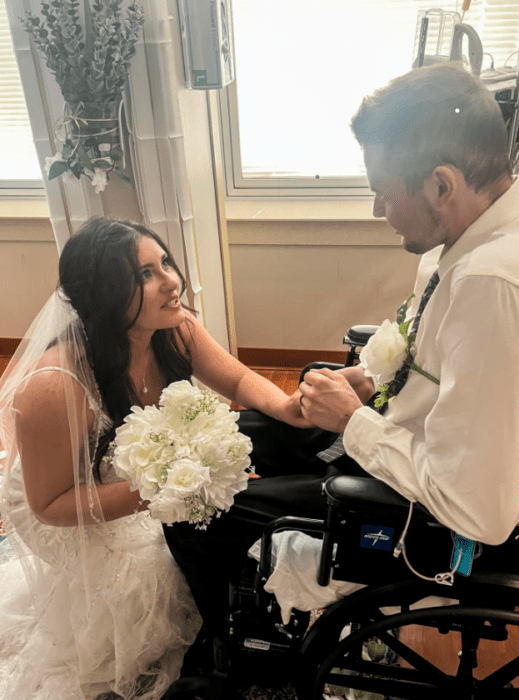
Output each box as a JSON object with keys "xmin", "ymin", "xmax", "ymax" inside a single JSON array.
[{"xmin": 296, "ymin": 581, "xmax": 519, "ymax": 700}]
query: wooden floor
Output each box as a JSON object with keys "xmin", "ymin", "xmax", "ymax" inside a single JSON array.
[{"xmin": 253, "ymin": 366, "xmax": 301, "ymax": 394}]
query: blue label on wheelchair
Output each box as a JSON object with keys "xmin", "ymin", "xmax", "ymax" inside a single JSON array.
[
  {"xmin": 360, "ymin": 525, "xmax": 394, "ymax": 551},
  {"xmin": 451, "ymin": 534, "xmax": 476, "ymax": 576}
]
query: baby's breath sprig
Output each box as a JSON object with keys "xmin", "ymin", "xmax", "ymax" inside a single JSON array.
[
  {"xmin": 186, "ymin": 495, "xmax": 220, "ymax": 530},
  {"xmin": 183, "ymin": 392, "xmax": 219, "ymax": 422}
]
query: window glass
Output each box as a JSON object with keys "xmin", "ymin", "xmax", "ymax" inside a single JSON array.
[
  {"xmin": 0, "ymin": 0, "xmax": 41, "ymax": 183},
  {"xmin": 230, "ymin": 0, "xmax": 519, "ymax": 182}
]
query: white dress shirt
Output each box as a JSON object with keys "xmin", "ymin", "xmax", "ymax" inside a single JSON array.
[{"xmin": 344, "ymin": 178, "xmax": 519, "ymax": 545}]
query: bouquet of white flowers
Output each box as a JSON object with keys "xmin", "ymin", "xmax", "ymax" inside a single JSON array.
[{"xmin": 112, "ymin": 381, "xmax": 253, "ymax": 528}]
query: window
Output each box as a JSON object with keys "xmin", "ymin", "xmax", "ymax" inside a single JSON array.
[
  {"xmin": 221, "ymin": 0, "xmax": 519, "ymax": 197},
  {"xmin": 0, "ymin": 0, "xmax": 42, "ymax": 192}
]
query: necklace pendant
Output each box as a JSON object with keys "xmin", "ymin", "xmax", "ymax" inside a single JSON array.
[{"xmin": 142, "ymin": 384, "xmax": 149, "ymax": 394}]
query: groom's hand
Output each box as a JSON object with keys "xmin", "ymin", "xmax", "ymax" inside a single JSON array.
[
  {"xmin": 299, "ymin": 368, "xmax": 363, "ymax": 433},
  {"xmin": 334, "ymin": 366, "xmax": 376, "ymax": 404}
]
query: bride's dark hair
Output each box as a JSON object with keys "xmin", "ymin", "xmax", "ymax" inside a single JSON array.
[{"xmin": 59, "ymin": 216, "xmax": 194, "ymax": 477}]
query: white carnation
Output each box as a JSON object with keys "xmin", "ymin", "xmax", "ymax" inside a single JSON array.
[
  {"xmin": 202, "ymin": 470, "xmax": 249, "ymax": 510},
  {"xmin": 116, "ymin": 404, "xmax": 166, "ymax": 439},
  {"xmin": 359, "ymin": 319, "xmax": 408, "ymax": 385}
]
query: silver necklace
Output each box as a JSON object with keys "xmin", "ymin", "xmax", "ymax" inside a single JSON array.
[{"xmin": 140, "ymin": 348, "xmax": 152, "ymax": 394}]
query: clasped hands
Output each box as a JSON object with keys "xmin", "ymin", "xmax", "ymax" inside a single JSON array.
[{"xmin": 298, "ymin": 367, "xmax": 371, "ymax": 433}]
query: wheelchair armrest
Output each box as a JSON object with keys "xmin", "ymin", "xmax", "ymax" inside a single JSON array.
[
  {"xmin": 343, "ymin": 324, "xmax": 380, "ymax": 347},
  {"xmin": 299, "ymin": 361, "xmax": 344, "ymax": 384},
  {"xmin": 324, "ymin": 475, "xmax": 436, "ymax": 523},
  {"xmin": 299, "ymin": 326, "xmax": 379, "ymax": 382}
]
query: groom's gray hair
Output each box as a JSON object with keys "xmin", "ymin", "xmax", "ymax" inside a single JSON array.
[{"xmin": 351, "ymin": 62, "xmax": 511, "ymax": 194}]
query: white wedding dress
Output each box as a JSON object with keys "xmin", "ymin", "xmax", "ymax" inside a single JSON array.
[{"xmin": 0, "ymin": 388, "xmax": 202, "ymax": 700}]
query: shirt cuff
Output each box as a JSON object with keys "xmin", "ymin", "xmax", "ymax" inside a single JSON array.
[{"xmin": 343, "ymin": 406, "xmax": 389, "ymax": 467}]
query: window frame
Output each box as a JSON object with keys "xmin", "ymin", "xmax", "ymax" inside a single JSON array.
[{"xmin": 0, "ymin": 181, "xmax": 45, "ymax": 197}]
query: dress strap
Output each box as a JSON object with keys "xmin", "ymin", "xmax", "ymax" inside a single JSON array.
[{"xmin": 18, "ymin": 367, "xmax": 100, "ymax": 414}]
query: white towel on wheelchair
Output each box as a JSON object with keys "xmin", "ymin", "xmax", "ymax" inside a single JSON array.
[
  {"xmin": 248, "ymin": 530, "xmax": 456, "ymax": 625},
  {"xmin": 248, "ymin": 531, "xmax": 364, "ymax": 624}
]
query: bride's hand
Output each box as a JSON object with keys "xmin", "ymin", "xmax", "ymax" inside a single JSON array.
[{"xmin": 277, "ymin": 390, "xmax": 314, "ymax": 428}]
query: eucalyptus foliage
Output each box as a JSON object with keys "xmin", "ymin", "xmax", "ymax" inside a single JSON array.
[
  {"xmin": 22, "ymin": 0, "xmax": 144, "ymax": 107},
  {"xmin": 22, "ymin": 0, "xmax": 144, "ymax": 189}
]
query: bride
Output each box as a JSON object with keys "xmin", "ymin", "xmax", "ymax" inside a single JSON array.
[{"xmin": 0, "ymin": 217, "xmax": 308, "ymax": 700}]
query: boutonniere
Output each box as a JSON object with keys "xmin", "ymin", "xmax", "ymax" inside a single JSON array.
[{"xmin": 360, "ymin": 295, "xmax": 439, "ymax": 409}]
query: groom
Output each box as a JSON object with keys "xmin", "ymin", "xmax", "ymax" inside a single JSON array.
[{"xmin": 164, "ymin": 62, "xmax": 519, "ymax": 631}]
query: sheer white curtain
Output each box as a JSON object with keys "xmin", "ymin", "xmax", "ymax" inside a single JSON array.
[
  {"xmin": 4, "ymin": 0, "xmax": 203, "ymax": 314},
  {"xmin": 5, "ymin": 0, "xmax": 103, "ymax": 250},
  {"xmin": 123, "ymin": 0, "xmax": 202, "ymax": 309}
]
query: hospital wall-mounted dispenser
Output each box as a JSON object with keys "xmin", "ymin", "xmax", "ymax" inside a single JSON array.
[{"xmin": 177, "ymin": 0, "xmax": 236, "ymax": 90}]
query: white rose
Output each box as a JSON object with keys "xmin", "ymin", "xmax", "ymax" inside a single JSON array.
[
  {"xmin": 191, "ymin": 433, "xmax": 233, "ymax": 464},
  {"xmin": 160, "ymin": 380, "xmax": 201, "ymax": 414},
  {"xmin": 113, "ymin": 440, "xmax": 165, "ymax": 498},
  {"xmin": 188, "ymin": 403, "xmax": 239, "ymax": 440},
  {"xmin": 114, "ymin": 406, "xmax": 167, "ymax": 454},
  {"xmin": 227, "ymin": 433, "xmax": 253, "ymax": 463},
  {"xmin": 191, "ymin": 429, "xmax": 251, "ymax": 471},
  {"xmin": 160, "ymin": 440, "xmax": 191, "ymax": 464},
  {"xmin": 148, "ymin": 493, "xmax": 192, "ymax": 524},
  {"xmin": 162, "ymin": 458, "xmax": 211, "ymax": 499},
  {"xmin": 359, "ymin": 319, "xmax": 408, "ymax": 385},
  {"xmin": 147, "ymin": 459, "xmax": 211, "ymax": 524}
]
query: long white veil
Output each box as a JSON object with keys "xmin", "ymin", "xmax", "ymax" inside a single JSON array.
[
  {"xmin": 0, "ymin": 290, "xmax": 200, "ymax": 699},
  {"xmin": 0, "ymin": 290, "xmax": 107, "ymax": 697}
]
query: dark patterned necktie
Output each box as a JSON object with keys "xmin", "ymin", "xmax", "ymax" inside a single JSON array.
[
  {"xmin": 317, "ymin": 269, "xmax": 440, "ymax": 463},
  {"xmin": 382, "ymin": 270, "xmax": 440, "ymax": 403}
]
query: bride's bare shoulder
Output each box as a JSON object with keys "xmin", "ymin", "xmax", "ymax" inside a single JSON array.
[{"xmin": 13, "ymin": 347, "xmax": 94, "ymax": 423}]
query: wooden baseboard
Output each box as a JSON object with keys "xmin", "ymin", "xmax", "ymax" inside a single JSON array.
[
  {"xmin": 0, "ymin": 338, "xmax": 21, "ymax": 356},
  {"xmin": 237, "ymin": 347, "xmax": 345, "ymax": 369},
  {"xmin": 0, "ymin": 339, "xmax": 345, "ymax": 371}
]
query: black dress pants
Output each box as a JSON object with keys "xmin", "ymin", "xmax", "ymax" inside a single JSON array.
[{"xmin": 162, "ymin": 410, "xmax": 365, "ymax": 627}]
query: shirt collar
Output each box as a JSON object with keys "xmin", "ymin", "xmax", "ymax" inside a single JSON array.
[{"xmin": 438, "ymin": 177, "xmax": 519, "ymax": 279}]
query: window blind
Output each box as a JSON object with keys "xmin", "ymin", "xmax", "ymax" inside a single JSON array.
[
  {"xmin": 0, "ymin": 0, "xmax": 41, "ymax": 183},
  {"xmin": 230, "ymin": 0, "xmax": 519, "ymax": 183}
]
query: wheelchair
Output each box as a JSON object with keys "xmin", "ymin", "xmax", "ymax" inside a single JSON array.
[{"xmin": 167, "ymin": 326, "xmax": 519, "ymax": 700}]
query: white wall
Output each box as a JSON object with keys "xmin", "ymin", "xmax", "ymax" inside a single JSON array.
[
  {"xmin": 227, "ymin": 220, "xmax": 420, "ymax": 351},
  {"xmin": 0, "ymin": 219, "xmax": 58, "ymax": 337},
  {"xmin": 0, "ymin": 215, "xmax": 420, "ymax": 350}
]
